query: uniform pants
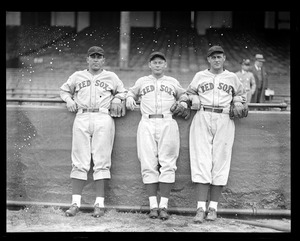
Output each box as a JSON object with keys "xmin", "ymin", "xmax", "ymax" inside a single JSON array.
[
  {"xmin": 70, "ymin": 112, "xmax": 115, "ymax": 180},
  {"xmin": 189, "ymin": 110, "xmax": 235, "ymax": 186},
  {"xmin": 137, "ymin": 115, "xmax": 179, "ymax": 184}
]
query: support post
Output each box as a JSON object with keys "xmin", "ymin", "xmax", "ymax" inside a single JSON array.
[{"xmin": 119, "ymin": 11, "xmax": 130, "ymax": 69}]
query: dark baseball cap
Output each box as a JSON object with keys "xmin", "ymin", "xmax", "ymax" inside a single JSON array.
[
  {"xmin": 241, "ymin": 59, "xmax": 251, "ymax": 65},
  {"xmin": 207, "ymin": 45, "xmax": 225, "ymax": 57},
  {"xmin": 149, "ymin": 51, "xmax": 166, "ymax": 62},
  {"xmin": 87, "ymin": 46, "xmax": 105, "ymax": 56}
]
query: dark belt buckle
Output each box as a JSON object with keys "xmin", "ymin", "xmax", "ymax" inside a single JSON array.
[
  {"xmin": 149, "ymin": 114, "xmax": 164, "ymax": 118},
  {"xmin": 212, "ymin": 108, "xmax": 223, "ymax": 113}
]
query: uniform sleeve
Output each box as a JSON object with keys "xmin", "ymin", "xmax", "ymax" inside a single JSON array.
[
  {"xmin": 186, "ymin": 72, "xmax": 200, "ymax": 102},
  {"xmin": 111, "ymin": 73, "xmax": 128, "ymax": 100},
  {"xmin": 173, "ymin": 79, "xmax": 189, "ymax": 103},
  {"xmin": 59, "ymin": 74, "xmax": 76, "ymax": 102},
  {"xmin": 232, "ymin": 74, "xmax": 247, "ymax": 103},
  {"xmin": 126, "ymin": 77, "xmax": 143, "ymax": 101}
]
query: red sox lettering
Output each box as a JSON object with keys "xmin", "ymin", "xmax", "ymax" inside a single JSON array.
[
  {"xmin": 198, "ymin": 82, "xmax": 233, "ymax": 95},
  {"xmin": 140, "ymin": 84, "xmax": 175, "ymax": 97},
  {"xmin": 76, "ymin": 79, "xmax": 110, "ymax": 91}
]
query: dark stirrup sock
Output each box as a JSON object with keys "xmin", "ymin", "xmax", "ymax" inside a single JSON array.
[{"xmin": 72, "ymin": 178, "xmax": 86, "ymax": 195}]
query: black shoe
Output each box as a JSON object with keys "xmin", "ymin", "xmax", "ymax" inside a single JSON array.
[
  {"xmin": 193, "ymin": 207, "xmax": 205, "ymax": 223},
  {"xmin": 159, "ymin": 208, "xmax": 169, "ymax": 220},
  {"xmin": 65, "ymin": 204, "xmax": 79, "ymax": 217},
  {"xmin": 149, "ymin": 208, "xmax": 159, "ymax": 219},
  {"xmin": 206, "ymin": 207, "xmax": 217, "ymax": 221},
  {"xmin": 92, "ymin": 204, "xmax": 105, "ymax": 218}
]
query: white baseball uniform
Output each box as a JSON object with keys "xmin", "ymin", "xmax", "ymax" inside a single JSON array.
[
  {"xmin": 127, "ymin": 74, "xmax": 188, "ymax": 184},
  {"xmin": 186, "ymin": 69, "xmax": 246, "ymax": 185},
  {"xmin": 60, "ymin": 69, "xmax": 127, "ymax": 181}
]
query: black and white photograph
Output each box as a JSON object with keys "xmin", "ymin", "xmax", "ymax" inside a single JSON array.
[{"xmin": 6, "ymin": 11, "xmax": 291, "ymax": 234}]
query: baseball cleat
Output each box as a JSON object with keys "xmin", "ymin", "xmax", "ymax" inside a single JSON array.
[
  {"xmin": 193, "ymin": 207, "xmax": 206, "ymax": 223},
  {"xmin": 159, "ymin": 208, "xmax": 169, "ymax": 220},
  {"xmin": 92, "ymin": 204, "xmax": 105, "ymax": 218},
  {"xmin": 65, "ymin": 204, "xmax": 79, "ymax": 217},
  {"xmin": 149, "ymin": 208, "xmax": 159, "ymax": 219},
  {"xmin": 205, "ymin": 207, "xmax": 217, "ymax": 221}
]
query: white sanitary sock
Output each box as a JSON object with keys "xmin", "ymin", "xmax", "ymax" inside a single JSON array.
[
  {"xmin": 149, "ymin": 196, "xmax": 158, "ymax": 209},
  {"xmin": 197, "ymin": 201, "xmax": 207, "ymax": 211},
  {"xmin": 94, "ymin": 197, "xmax": 105, "ymax": 207},
  {"xmin": 208, "ymin": 201, "xmax": 218, "ymax": 211},
  {"xmin": 72, "ymin": 194, "xmax": 81, "ymax": 208},
  {"xmin": 159, "ymin": 197, "xmax": 169, "ymax": 209}
]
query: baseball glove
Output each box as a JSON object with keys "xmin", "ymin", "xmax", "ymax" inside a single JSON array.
[
  {"xmin": 110, "ymin": 98, "xmax": 126, "ymax": 117},
  {"xmin": 229, "ymin": 102, "xmax": 248, "ymax": 119},
  {"xmin": 170, "ymin": 101, "xmax": 191, "ymax": 119}
]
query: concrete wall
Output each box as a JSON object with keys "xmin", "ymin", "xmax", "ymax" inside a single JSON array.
[{"xmin": 6, "ymin": 105, "xmax": 290, "ymax": 210}]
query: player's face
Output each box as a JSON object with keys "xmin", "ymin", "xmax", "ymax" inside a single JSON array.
[
  {"xmin": 242, "ymin": 64, "xmax": 250, "ymax": 71},
  {"xmin": 87, "ymin": 54, "xmax": 105, "ymax": 71},
  {"xmin": 207, "ymin": 53, "xmax": 226, "ymax": 71},
  {"xmin": 149, "ymin": 57, "xmax": 167, "ymax": 76}
]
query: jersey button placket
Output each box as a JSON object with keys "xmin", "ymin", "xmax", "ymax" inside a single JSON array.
[
  {"xmin": 213, "ymin": 76, "xmax": 219, "ymax": 107},
  {"xmin": 90, "ymin": 77, "xmax": 96, "ymax": 108}
]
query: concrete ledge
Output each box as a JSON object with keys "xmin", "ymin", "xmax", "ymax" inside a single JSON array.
[
  {"xmin": 6, "ymin": 104, "xmax": 290, "ymax": 210},
  {"xmin": 6, "ymin": 200, "xmax": 290, "ymax": 219}
]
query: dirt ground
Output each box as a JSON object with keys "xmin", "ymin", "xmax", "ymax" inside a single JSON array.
[{"xmin": 6, "ymin": 205, "xmax": 291, "ymax": 233}]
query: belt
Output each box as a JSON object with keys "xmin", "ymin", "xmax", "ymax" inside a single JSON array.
[
  {"xmin": 77, "ymin": 108, "xmax": 108, "ymax": 114},
  {"xmin": 143, "ymin": 114, "xmax": 173, "ymax": 119},
  {"xmin": 83, "ymin": 108, "xmax": 99, "ymax": 113},
  {"xmin": 203, "ymin": 107, "xmax": 223, "ymax": 113},
  {"xmin": 149, "ymin": 114, "xmax": 164, "ymax": 118}
]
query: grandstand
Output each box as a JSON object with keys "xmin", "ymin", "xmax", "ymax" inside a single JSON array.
[{"xmin": 6, "ymin": 25, "xmax": 290, "ymax": 106}]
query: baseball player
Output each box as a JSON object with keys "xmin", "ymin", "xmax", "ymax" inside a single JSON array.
[
  {"xmin": 186, "ymin": 45, "xmax": 246, "ymax": 223},
  {"xmin": 235, "ymin": 59, "xmax": 256, "ymax": 103},
  {"xmin": 126, "ymin": 52, "xmax": 190, "ymax": 220},
  {"xmin": 60, "ymin": 46, "xmax": 127, "ymax": 218}
]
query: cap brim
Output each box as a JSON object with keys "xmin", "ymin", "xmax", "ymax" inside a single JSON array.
[
  {"xmin": 207, "ymin": 51, "xmax": 224, "ymax": 57},
  {"xmin": 89, "ymin": 52, "xmax": 104, "ymax": 56},
  {"xmin": 149, "ymin": 55, "xmax": 166, "ymax": 61}
]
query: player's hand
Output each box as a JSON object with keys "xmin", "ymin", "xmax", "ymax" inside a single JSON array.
[
  {"xmin": 110, "ymin": 98, "xmax": 123, "ymax": 117},
  {"xmin": 66, "ymin": 98, "xmax": 77, "ymax": 112},
  {"xmin": 126, "ymin": 96, "xmax": 137, "ymax": 111},
  {"xmin": 190, "ymin": 95, "xmax": 201, "ymax": 110}
]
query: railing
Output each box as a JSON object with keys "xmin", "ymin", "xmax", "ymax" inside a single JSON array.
[{"xmin": 6, "ymin": 97, "xmax": 289, "ymax": 111}]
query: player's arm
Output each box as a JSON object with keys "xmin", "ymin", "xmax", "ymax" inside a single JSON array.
[
  {"xmin": 174, "ymin": 80, "xmax": 189, "ymax": 106},
  {"xmin": 232, "ymin": 75, "xmax": 247, "ymax": 103},
  {"xmin": 60, "ymin": 76, "xmax": 77, "ymax": 112},
  {"xmin": 111, "ymin": 74, "xmax": 128, "ymax": 101},
  {"xmin": 186, "ymin": 74, "xmax": 201, "ymax": 110},
  {"xmin": 169, "ymin": 80, "xmax": 191, "ymax": 119},
  {"xmin": 109, "ymin": 75, "xmax": 128, "ymax": 117},
  {"xmin": 230, "ymin": 75, "xmax": 249, "ymax": 119},
  {"xmin": 126, "ymin": 78, "xmax": 142, "ymax": 111}
]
